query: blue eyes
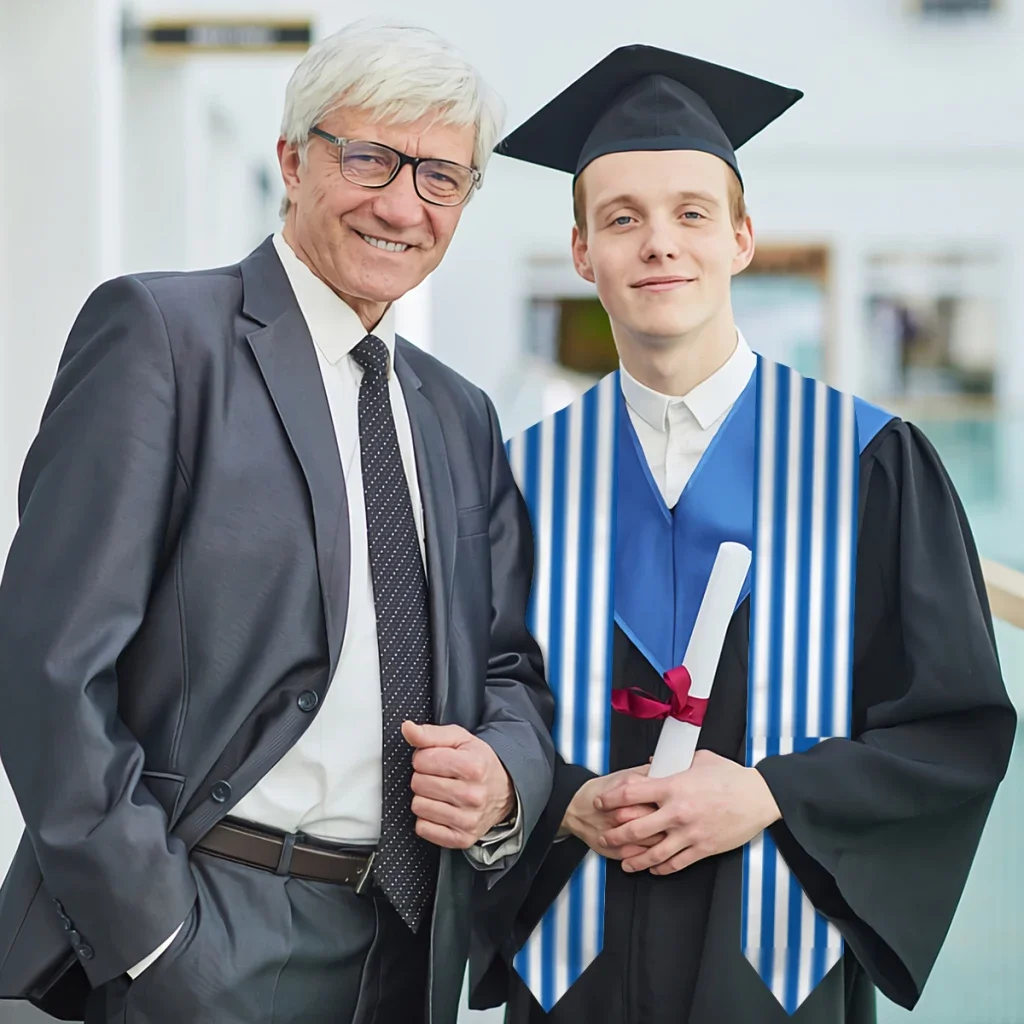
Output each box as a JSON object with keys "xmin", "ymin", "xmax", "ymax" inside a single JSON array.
[{"xmin": 610, "ymin": 211, "xmax": 705, "ymax": 227}]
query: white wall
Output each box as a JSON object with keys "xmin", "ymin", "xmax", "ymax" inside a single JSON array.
[
  {"xmin": 121, "ymin": 53, "xmax": 293, "ymax": 274},
  {"xmin": 0, "ymin": 0, "xmax": 19, "ymax": 885},
  {"xmin": 121, "ymin": 59, "xmax": 195, "ymax": 273},
  {"xmin": 0, "ymin": 0, "xmax": 124, "ymax": 878},
  {"xmin": 0, "ymin": 0, "xmax": 123, "ymax": 535},
  {"xmin": 0, "ymin": 0, "xmax": 11, "ymax": 551}
]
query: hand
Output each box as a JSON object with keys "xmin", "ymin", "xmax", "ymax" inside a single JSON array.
[
  {"xmin": 560, "ymin": 765, "xmax": 663, "ymax": 861},
  {"xmin": 595, "ymin": 750, "xmax": 782, "ymax": 875},
  {"xmin": 403, "ymin": 721, "xmax": 515, "ymax": 850}
]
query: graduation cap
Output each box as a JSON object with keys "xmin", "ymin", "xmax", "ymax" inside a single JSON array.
[{"xmin": 495, "ymin": 44, "xmax": 803, "ymax": 189}]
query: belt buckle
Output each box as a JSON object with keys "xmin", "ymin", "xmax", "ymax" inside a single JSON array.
[{"xmin": 354, "ymin": 850, "xmax": 376, "ymax": 895}]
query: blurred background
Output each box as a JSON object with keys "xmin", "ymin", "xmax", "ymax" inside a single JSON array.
[{"xmin": 1, "ymin": 0, "xmax": 1022, "ymax": 1021}]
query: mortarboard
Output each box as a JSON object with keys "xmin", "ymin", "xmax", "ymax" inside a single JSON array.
[{"xmin": 495, "ymin": 44, "xmax": 803, "ymax": 189}]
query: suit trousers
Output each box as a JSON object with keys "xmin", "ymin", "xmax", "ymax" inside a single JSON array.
[{"xmin": 82, "ymin": 846, "xmax": 431, "ymax": 1024}]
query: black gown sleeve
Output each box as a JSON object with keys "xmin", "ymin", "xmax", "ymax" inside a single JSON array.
[
  {"xmin": 469, "ymin": 754, "xmax": 596, "ymax": 1009},
  {"xmin": 755, "ymin": 418, "xmax": 1017, "ymax": 1011}
]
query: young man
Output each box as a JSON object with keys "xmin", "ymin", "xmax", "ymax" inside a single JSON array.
[{"xmin": 469, "ymin": 45, "xmax": 1016, "ymax": 1024}]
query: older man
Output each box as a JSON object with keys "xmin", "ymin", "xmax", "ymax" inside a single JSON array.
[{"xmin": 0, "ymin": 19, "xmax": 554, "ymax": 1024}]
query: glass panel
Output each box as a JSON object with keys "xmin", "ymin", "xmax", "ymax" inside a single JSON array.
[
  {"xmin": 863, "ymin": 250, "xmax": 1001, "ymax": 409},
  {"xmin": 417, "ymin": 161, "xmax": 473, "ymax": 204},
  {"xmin": 341, "ymin": 141, "xmax": 399, "ymax": 185}
]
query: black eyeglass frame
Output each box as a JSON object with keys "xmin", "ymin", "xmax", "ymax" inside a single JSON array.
[{"xmin": 308, "ymin": 126, "xmax": 481, "ymax": 207}]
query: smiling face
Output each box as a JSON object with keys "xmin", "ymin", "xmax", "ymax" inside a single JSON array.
[
  {"xmin": 571, "ymin": 149, "xmax": 754, "ymax": 350},
  {"xmin": 278, "ymin": 106, "xmax": 476, "ymax": 328}
]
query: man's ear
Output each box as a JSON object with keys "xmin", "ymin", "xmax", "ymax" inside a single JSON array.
[
  {"xmin": 731, "ymin": 214, "xmax": 756, "ymax": 277},
  {"xmin": 572, "ymin": 225, "xmax": 596, "ymax": 284},
  {"xmin": 278, "ymin": 136, "xmax": 302, "ymax": 205}
]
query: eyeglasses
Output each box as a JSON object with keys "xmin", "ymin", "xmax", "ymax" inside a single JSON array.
[{"xmin": 308, "ymin": 127, "xmax": 481, "ymax": 207}]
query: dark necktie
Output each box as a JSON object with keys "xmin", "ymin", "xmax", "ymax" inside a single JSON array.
[{"xmin": 351, "ymin": 333, "xmax": 437, "ymax": 932}]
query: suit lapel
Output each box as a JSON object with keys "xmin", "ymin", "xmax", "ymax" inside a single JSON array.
[
  {"xmin": 395, "ymin": 345, "xmax": 456, "ymax": 723},
  {"xmin": 240, "ymin": 239, "xmax": 350, "ymax": 675}
]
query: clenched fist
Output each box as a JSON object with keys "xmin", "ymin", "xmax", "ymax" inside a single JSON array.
[{"xmin": 402, "ymin": 721, "xmax": 515, "ymax": 850}]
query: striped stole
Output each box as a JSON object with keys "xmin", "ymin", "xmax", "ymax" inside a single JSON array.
[
  {"xmin": 505, "ymin": 357, "xmax": 865, "ymax": 1015},
  {"xmin": 742, "ymin": 359, "xmax": 860, "ymax": 1013},
  {"xmin": 505, "ymin": 373, "xmax": 619, "ymax": 1012}
]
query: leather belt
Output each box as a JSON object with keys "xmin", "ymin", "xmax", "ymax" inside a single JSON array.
[{"xmin": 195, "ymin": 820, "xmax": 376, "ymax": 893}]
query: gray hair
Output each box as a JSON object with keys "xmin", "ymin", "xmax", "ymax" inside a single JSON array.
[{"xmin": 279, "ymin": 19, "xmax": 506, "ymax": 216}]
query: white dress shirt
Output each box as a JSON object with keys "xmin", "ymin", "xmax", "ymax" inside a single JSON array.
[
  {"xmin": 619, "ymin": 332, "xmax": 757, "ymax": 507},
  {"xmin": 129, "ymin": 233, "xmax": 519, "ymax": 978},
  {"xmin": 228, "ymin": 233, "xmax": 424, "ymax": 843}
]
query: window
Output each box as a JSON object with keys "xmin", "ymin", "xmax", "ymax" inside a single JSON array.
[{"xmin": 863, "ymin": 250, "xmax": 1001, "ymax": 408}]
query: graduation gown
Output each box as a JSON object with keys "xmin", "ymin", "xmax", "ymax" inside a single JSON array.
[{"xmin": 470, "ymin": 414, "xmax": 1016, "ymax": 1024}]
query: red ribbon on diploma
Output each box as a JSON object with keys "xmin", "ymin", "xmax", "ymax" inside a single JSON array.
[{"xmin": 611, "ymin": 665, "xmax": 709, "ymax": 726}]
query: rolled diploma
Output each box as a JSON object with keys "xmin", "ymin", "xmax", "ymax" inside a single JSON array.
[{"xmin": 648, "ymin": 541, "xmax": 752, "ymax": 778}]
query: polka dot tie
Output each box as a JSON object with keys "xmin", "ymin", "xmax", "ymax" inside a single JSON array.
[{"xmin": 351, "ymin": 334, "xmax": 437, "ymax": 932}]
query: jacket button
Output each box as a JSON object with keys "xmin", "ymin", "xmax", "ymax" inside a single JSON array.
[
  {"xmin": 67, "ymin": 929, "xmax": 82, "ymax": 945},
  {"xmin": 78, "ymin": 944, "xmax": 94, "ymax": 960},
  {"xmin": 297, "ymin": 690, "xmax": 318, "ymax": 712},
  {"xmin": 211, "ymin": 781, "xmax": 232, "ymax": 803}
]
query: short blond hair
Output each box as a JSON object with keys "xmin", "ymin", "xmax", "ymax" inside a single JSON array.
[{"xmin": 573, "ymin": 163, "xmax": 748, "ymax": 239}]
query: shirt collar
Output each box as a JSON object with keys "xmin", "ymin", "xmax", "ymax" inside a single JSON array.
[
  {"xmin": 619, "ymin": 329, "xmax": 757, "ymax": 434},
  {"xmin": 271, "ymin": 231, "xmax": 395, "ymax": 370}
]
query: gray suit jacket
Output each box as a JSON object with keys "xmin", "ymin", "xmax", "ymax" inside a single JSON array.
[{"xmin": 0, "ymin": 237, "xmax": 555, "ymax": 1022}]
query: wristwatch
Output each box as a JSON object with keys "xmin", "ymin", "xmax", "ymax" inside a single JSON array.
[{"xmin": 491, "ymin": 810, "xmax": 518, "ymax": 832}]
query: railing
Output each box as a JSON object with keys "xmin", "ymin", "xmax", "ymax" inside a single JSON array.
[{"xmin": 983, "ymin": 558, "xmax": 1024, "ymax": 630}]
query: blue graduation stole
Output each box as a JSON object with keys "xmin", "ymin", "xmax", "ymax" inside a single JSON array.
[
  {"xmin": 506, "ymin": 372, "xmax": 620, "ymax": 1010},
  {"xmin": 506, "ymin": 356, "xmax": 893, "ymax": 1015}
]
